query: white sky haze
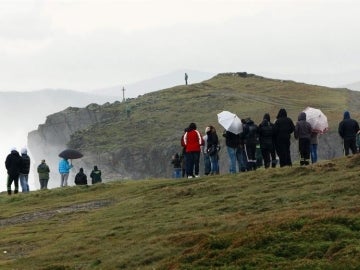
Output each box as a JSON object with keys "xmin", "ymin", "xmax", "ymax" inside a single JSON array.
[{"xmin": 0, "ymin": 0, "xmax": 360, "ymax": 91}]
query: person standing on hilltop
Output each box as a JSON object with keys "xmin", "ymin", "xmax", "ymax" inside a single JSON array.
[
  {"xmin": 90, "ymin": 166, "xmax": 102, "ymax": 184},
  {"xmin": 58, "ymin": 158, "xmax": 73, "ymax": 187},
  {"xmin": 273, "ymin": 108, "xmax": 295, "ymax": 167},
  {"xmin": 19, "ymin": 147, "xmax": 31, "ymax": 192},
  {"xmin": 185, "ymin": 73, "xmax": 188, "ymax": 85},
  {"xmin": 294, "ymin": 112, "xmax": 312, "ymax": 165},
  {"xmin": 338, "ymin": 111, "xmax": 359, "ymax": 156},
  {"xmin": 5, "ymin": 148, "xmax": 22, "ymax": 195},
  {"xmin": 181, "ymin": 123, "xmax": 204, "ymax": 178}
]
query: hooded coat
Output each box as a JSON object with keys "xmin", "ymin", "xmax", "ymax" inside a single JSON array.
[
  {"xmin": 338, "ymin": 111, "xmax": 359, "ymax": 139},
  {"xmin": 75, "ymin": 168, "xmax": 88, "ymax": 185},
  {"xmin": 258, "ymin": 113, "xmax": 275, "ymax": 148},
  {"xmin": 5, "ymin": 150, "xmax": 22, "ymax": 178},
  {"xmin": 273, "ymin": 108, "xmax": 295, "ymax": 141},
  {"xmin": 294, "ymin": 112, "xmax": 312, "ymax": 140}
]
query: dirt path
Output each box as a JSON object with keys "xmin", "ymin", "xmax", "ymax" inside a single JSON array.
[{"xmin": 0, "ymin": 200, "xmax": 113, "ymax": 227}]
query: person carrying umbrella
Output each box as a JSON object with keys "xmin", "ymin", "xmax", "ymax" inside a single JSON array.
[{"xmin": 58, "ymin": 158, "xmax": 73, "ymax": 187}]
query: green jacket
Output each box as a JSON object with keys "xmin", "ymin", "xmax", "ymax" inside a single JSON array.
[
  {"xmin": 90, "ymin": 169, "xmax": 102, "ymax": 184},
  {"xmin": 37, "ymin": 163, "xmax": 50, "ymax": 180}
]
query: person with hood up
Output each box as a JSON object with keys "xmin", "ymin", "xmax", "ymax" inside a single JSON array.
[
  {"xmin": 19, "ymin": 147, "xmax": 31, "ymax": 192},
  {"xmin": 206, "ymin": 125, "xmax": 219, "ymax": 175},
  {"xmin": 338, "ymin": 111, "xmax": 359, "ymax": 156},
  {"xmin": 242, "ymin": 117, "xmax": 259, "ymax": 171},
  {"xmin": 5, "ymin": 148, "xmax": 22, "ymax": 195},
  {"xmin": 90, "ymin": 166, "xmax": 102, "ymax": 184},
  {"xmin": 273, "ymin": 108, "xmax": 295, "ymax": 167},
  {"xmin": 258, "ymin": 113, "xmax": 277, "ymax": 168},
  {"xmin": 37, "ymin": 159, "xmax": 50, "ymax": 189},
  {"xmin": 294, "ymin": 112, "xmax": 312, "ymax": 165},
  {"xmin": 75, "ymin": 168, "xmax": 88, "ymax": 185},
  {"xmin": 181, "ymin": 123, "xmax": 204, "ymax": 178}
]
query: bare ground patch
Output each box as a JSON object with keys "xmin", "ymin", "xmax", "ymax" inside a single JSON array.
[{"xmin": 0, "ymin": 200, "xmax": 113, "ymax": 227}]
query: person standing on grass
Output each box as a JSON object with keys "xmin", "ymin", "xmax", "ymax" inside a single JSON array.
[
  {"xmin": 181, "ymin": 123, "xmax": 204, "ymax": 178},
  {"xmin": 90, "ymin": 166, "xmax": 102, "ymax": 184},
  {"xmin": 58, "ymin": 158, "xmax": 73, "ymax": 187},
  {"xmin": 171, "ymin": 153, "xmax": 182, "ymax": 179},
  {"xmin": 294, "ymin": 112, "xmax": 312, "ymax": 166},
  {"xmin": 310, "ymin": 132, "xmax": 319, "ymax": 163},
  {"xmin": 206, "ymin": 125, "xmax": 220, "ymax": 175},
  {"xmin": 338, "ymin": 111, "xmax": 359, "ymax": 156},
  {"xmin": 37, "ymin": 159, "xmax": 50, "ymax": 190},
  {"xmin": 75, "ymin": 168, "xmax": 88, "ymax": 185},
  {"xmin": 202, "ymin": 126, "xmax": 211, "ymax": 176},
  {"xmin": 5, "ymin": 148, "xmax": 22, "ymax": 195},
  {"xmin": 258, "ymin": 113, "xmax": 277, "ymax": 168},
  {"xmin": 273, "ymin": 108, "xmax": 295, "ymax": 167},
  {"xmin": 19, "ymin": 147, "xmax": 31, "ymax": 192},
  {"xmin": 242, "ymin": 117, "xmax": 259, "ymax": 171}
]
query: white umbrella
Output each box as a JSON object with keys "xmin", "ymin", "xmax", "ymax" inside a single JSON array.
[
  {"xmin": 303, "ymin": 107, "xmax": 328, "ymax": 134},
  {"xmin": 217, "ymin": 111, "xmax": 243, "ymax": 134}
]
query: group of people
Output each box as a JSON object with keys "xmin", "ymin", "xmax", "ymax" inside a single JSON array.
[
  {"xmin": 172, "ymin": 108, "xmax": 360, "ymax": 178},
  {"xmin": 58, "ymin": 158, "xmax": 102, "ymax": 187},
  {"xmin": 4, "ymin": 148, "xmax": 103, "ymax": 195}
]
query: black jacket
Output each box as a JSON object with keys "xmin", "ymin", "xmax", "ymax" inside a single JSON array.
[
  {"xmin": 5, "ymin": 150, "xmax": 22, "ymax": 177},
  {"xmin": 75, "ymin": 170, "xmax": 88, "ymax": 185},
  {"xmin": 274, "ymin": 109, "xmax": 295, "ymax": 141},
  {"xmin": 258, "ymin": 119, "xmax": 275, "ymax": 148},
  {"xmin": 19, "ymin": 154, "xmax": 31, "ymax": 174},
  {"xmin": 338, "ymin": 112, "xmax": 359, "ymax": 139},
  {"xmin": 223, "ymin": 131, "xmax": 240, "ymax": 148}
]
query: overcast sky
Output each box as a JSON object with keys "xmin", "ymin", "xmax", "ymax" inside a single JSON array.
[{"xmin": 0, "ymin": 0, "xmax": 359, "ymax": 92}]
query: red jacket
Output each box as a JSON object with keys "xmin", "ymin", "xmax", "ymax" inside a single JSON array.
[{"xmin": 182, "ymin": 129, "xmax": 204, "ymax": 152}]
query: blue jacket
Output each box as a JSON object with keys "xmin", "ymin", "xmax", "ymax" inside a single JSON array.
[{"xmin": 58, "ymin": 159, "xmax": 73, "ymax": 173}]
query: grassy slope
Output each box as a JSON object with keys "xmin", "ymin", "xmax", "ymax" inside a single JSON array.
[
  {"xmin": 69, "ymin": 73, "xmax": 354, "ymax": 153},
  {"xmin": 0, "ymin": 155, "xmax": 360, "ymax": 269}
]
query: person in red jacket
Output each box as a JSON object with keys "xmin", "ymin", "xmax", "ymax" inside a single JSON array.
[{"xmin": 181, "ymin": 123, "xmax": 204, "ymax": 178}]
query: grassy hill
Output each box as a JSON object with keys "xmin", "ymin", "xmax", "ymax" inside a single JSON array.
[
  {"xmin": 70, "ymin": 72, "xmax": 354, "ymax": 152},
  {"xmin": 1, "ymin": 154, "xmax": 360, "ymax": 269},
  {"xmin": 61, "ymin": 72, "xmax": 359, "ymax": 180}
]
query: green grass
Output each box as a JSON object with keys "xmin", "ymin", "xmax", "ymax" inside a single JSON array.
[{"xmin": 1, "ymin": 155, "xmax": 360, "ymax": 269}]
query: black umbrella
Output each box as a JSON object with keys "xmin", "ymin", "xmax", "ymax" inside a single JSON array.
[{"xmin": 58, "ymin": 149, "xmax": 83, "ymax": 159}]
